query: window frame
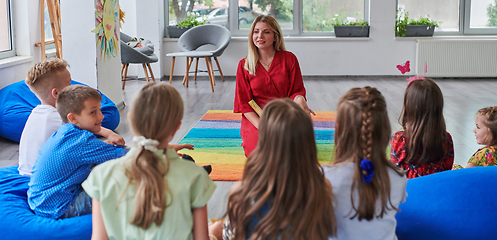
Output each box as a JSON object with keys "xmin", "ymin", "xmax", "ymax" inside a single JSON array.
[
  {"xmin": 463, "ymin": 0, "xmax": 497, "ymax": 35},
  {"xmin": 397, "ymin": 0, "xmax": 497, "ymax": 36},
  {"xmin": 0, "ymin": 0, "xmax": 15, "ymax": 59},
  {"xmin": 165, "ymin": 0, "xmax": 370, "ymax": 37}
]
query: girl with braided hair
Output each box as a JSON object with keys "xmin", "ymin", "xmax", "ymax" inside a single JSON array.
[
  {"xmin": 82, "ymin": 83, "xmax": 216, "ymax": 240},
  {"xmin": 390, "ymin": 78, "xmax": 454, "ymax": 178},
  {"xmin": 459, "ymin": 106, "xmax": 497, "ymax": 168},
  {"xmin": 325, "ymin": 87, "xmax": 406, "ymax": 240}
]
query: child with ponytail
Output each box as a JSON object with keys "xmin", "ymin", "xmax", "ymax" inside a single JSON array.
[
  {"xmin": 325, "ymin": 87, "xmax": 407, "ymax": 240},
  {"xmin": 390, "ymin": 77, "xmax": 454, "ymax": 178},
  {"xmin": 82, "ymin": 83, "xmax": 216, "ymax": 240}
]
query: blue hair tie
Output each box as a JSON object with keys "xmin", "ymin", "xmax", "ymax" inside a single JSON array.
[{"xmin": 360, "ymin": 159, "xmax": 375, "ymax": 184}]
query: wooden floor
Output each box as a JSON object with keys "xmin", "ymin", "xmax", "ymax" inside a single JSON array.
[{"xmin": 1, "ymin": 75, "xmax": 496, "ymax": 218}]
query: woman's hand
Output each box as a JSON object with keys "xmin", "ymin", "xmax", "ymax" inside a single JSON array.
[{"xmin": 294, "ymin": 95, "xmax": 316, "ymax": 117}]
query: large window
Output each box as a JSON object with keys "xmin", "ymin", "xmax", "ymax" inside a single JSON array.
[
  {"xmin": 0, "ymin": 0, "xmax": 14, "ymax": 59},
  {"xmin": 166, "ymin": 0, "xmax": 368, "ymax": 36},
  {"xmin": 398, "ymin": 0, "xmax": 497, "ymax": 35}
]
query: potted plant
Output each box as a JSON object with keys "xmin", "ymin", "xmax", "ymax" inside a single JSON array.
[
  {"xmin": 167, "ymin": 12, "xmax": 207, "ymax": 38},
  {"xmin": 396, "ymin": 8, "xmax": 441, "ymax": 37},
  {"xmin": 329, "ymin": 19, "xmax": 370, "ymax": 37}
]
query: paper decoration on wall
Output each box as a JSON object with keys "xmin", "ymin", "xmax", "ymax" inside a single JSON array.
[
  {"xmin": 91, "ymin": 0, "xmax": 119, "ymax": 59},
  {"xmin": 397, "ymin": 60, "xmax": 410, "ymax": 74},
  {"xmin": 425, "ymin": 62, "xmax": 428, "ymax": 73}
]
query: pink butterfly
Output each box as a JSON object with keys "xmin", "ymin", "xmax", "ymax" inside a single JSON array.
[{"xmin": 397, "ymin": 61, "xmax": 410, "ymax": 74}]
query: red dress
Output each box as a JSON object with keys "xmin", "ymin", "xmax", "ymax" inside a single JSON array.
[
  {"xmin": 234, "ymin": 51, "xmax": 306, "ymax": 157},
  {"xmin": 390, "ymin": 131, "xmax": 454, "ymax": 179}
]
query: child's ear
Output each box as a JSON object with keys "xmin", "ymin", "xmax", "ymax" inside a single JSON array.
[
  {"xmin": 66, "ymin": 112, "xmax": 77, "ymax": 124},
  {"xmin": 51, "ymin": 88, "xmax": 59, "ymax": 99}
]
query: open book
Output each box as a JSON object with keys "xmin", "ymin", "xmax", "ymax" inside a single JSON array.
[{"xmin": 248, "ymin": 100, "xmax": 262, "ymax": 116}]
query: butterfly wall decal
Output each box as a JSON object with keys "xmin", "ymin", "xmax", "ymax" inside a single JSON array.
[{"xmin": 397, "ymin": 60, "xmax": 410, "ymax": 74}]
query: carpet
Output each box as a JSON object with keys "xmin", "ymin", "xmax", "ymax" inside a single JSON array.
[{"xmin": 178, "ymin": 110, "xmax": 335, "ymax": 181}]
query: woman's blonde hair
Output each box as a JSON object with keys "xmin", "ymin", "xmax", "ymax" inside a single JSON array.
[
  {"xmin": 125, "ymin": 83, "xmax": 184, "ymax": 230},
  {"xmin": 477, "ymin": 106, "xmax": 497, "ymax": 146},
  {"xmin": 244, "ymin": 15, "xmax": 286, "ymax": 75},
  {"xmin": 400, "ymin": 78, "xmax": 449, "ymax": 165},
  {"xmin": 334, "ymin": 87, "xmax": 404, "ymax": 221},
  {"xmin": 227, "ymin": 98, "xmax": 336, "ymax": 240}
]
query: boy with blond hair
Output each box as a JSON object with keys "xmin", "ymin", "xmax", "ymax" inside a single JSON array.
[
  {"xmin": 18, "ymin": 59, "xmax": 124, "ymax": 176},
  {"xmin": 28, "ymin": 85, "xmax": 128, "ymax": 219}
]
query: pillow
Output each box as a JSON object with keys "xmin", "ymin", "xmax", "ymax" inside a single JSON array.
[
  {"xmin": 127, "ymin": 37, "xmax": 154, "ymax": 56},
  {"xmin": 0, "ymin": 166, "xmax": 92, "ymax": 240},
  {"xmin": 0, "ymin": 80, "xmax": 120, "ymax": 142},
  {"xmin": 396, "ymin": 167, "xmax": 497, "ymax": 240}
]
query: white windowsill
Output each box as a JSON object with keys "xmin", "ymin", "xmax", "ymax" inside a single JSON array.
[
  {"xmin": 0, "ymin": 55, "xmax": 33, "ymax": 70},
  {"xmin": 395, "ymin": 35, "xmax": 497, "ymax": 41},
  {"xmin": 163, "ymin": 36, "xmax": 371, "ymax": 42}
]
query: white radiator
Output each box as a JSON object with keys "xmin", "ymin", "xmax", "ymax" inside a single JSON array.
[{"xmin": 416, "ymin": 39, "xmax": 497, "ymax": 77}]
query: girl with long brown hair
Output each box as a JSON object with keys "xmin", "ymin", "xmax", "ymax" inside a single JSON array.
[
  {"xmin": 325, "ymin": 87, "xmax": 406, "ymax": 240},
  {"xmin": 390, "ymin": 78, "xmax": 454, "ymax": 178},
  {"xmin": 83, "ymin": 83, "xmax": 216, "ymax": 240},
  {"xmin": 222, "ymin": 98, "xmax": 336, "ymax": 240}
]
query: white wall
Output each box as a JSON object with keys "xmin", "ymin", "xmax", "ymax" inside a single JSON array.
[
  {"xmin": 162, "ymin": 0, "xmax": 418, "ymax": 77},
  {"xmin": 120, "ymin": 0, "xmax": 164, "ymax": 80},
  {"xmin": 60, "ymin": 0, "xmax": 123, "ymax": 104}
]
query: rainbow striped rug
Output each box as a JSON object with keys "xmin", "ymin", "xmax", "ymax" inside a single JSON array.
[{"xmin": 178, "ymin": 110, "xmax": 335, "ymax": 181}]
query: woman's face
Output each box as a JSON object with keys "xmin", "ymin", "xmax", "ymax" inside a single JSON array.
[{"xmin": 252, "ymin": 21, "xmax": 275, "ymax": 51}]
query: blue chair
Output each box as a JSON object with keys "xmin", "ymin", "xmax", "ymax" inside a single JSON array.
[
  {"xmin": 166, "ymin": 24, "xmax": 231, "ymax": 92},
  {"xmin": 0, "ymin": 166, "xmax": 92, "ymax": 240},
  {"xmin": 0, "ymin": 80, "xmax": 120, "ymax": 142},
  {"xmin": 396, "ymin": 167, "xmax": 497, "ymax": 240}
]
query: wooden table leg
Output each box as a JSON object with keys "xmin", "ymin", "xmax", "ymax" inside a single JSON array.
[{"xmin": 169, "ymin": 57, "xmax": 175, "ymax": 84}]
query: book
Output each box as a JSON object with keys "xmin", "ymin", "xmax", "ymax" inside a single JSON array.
[{"xmin": 248, "ymin": 100, "xmax": 262, "ymax": 116}]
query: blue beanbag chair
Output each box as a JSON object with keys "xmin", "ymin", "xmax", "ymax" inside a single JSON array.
[
  {"xmin": 0, "ymin": 80, "xmax": 120, "ymax": 142},
  {"xmin": 396, "ymin": 167, "xmax": 497, "ymax": 240},
  {"xmin": 0, "ymin": 166, "xmax": 92, "ymax": 240}
]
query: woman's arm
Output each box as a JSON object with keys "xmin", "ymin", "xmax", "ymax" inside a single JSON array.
[
  {"xmin": 293, "ymin": 95, "xmax": 315, "ymax": 116},
  {"xmin": 192, "ymin": 205, "xmax": 210, "ymax": 240},
  {"xmin": 243, "ymin": 112, "xmax": 260, "ymax": 129},
  {"xmin": 91, "ymin": 199, "xmax": 109, "ymax": 240}
]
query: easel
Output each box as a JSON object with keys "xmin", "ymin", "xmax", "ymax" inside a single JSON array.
[{"xmin": 35, "ymin": 0, "xmax": 62, "ymax": 60}]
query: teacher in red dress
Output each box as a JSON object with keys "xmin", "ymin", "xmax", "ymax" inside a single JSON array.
[{"xmin": 234, "ymin": 15, "xmax": 315, "ymax": 157}]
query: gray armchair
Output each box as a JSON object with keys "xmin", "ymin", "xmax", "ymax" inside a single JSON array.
[
  {"xmin": 166, "ymin": 24, "xmax": 231, "ymax": 92},
  {"xmin": 120, "ymin": 32, "xmax": 158, "ymax": 89}
]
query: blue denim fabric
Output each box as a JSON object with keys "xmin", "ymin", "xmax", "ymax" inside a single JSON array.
[{"xmin": 60, "ymin": 190, "xmax": 92, "ymax": 219}]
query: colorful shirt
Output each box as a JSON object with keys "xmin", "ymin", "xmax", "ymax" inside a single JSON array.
[
  {"xmin": 390, "ymin": 131, "xmax": 454, "ymax": 179},
  {"xmin": 82, "ymin": 147, "xmax": 216, "ymax": 240},
  {"xmin": 27, "ymin": 123, "xmax": 127, "ymax": 219},
  {"xmin": 234, "ymin": 51, "xmax": 306, "ymax": 156},
  {"xmin": 468, "ymin": 146, "xmax": 497, "ymax": 166}
]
